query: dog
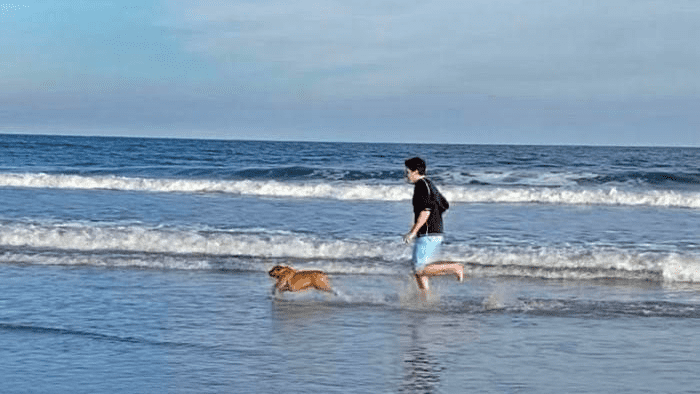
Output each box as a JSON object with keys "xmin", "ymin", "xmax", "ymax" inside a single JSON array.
[{"xmin": 268, "ymin": 265, "xmax": 335, "ymax": 295}]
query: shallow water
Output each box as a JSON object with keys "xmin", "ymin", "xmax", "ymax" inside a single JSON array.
[{"xmin": 2, "ymin": 264, "xmax": 699, "ymax": 393}]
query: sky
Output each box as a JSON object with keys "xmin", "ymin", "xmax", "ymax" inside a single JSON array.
[{"xmin": 1, "ymin": 0, "xmax": 698, "ymax": 146}]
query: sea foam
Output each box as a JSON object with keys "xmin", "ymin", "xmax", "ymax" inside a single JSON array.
[
  {"xmin": 2, "ymin": 221, "xmax": 699, "ymax": 282},
  {"xmin": 2, "ymin": 173, "xmax": 699, "ymax": 208}
]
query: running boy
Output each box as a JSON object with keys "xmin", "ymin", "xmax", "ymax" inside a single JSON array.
[{"xmin": 403, "ymin": 157, "xmax": 463, "ymax": 292}]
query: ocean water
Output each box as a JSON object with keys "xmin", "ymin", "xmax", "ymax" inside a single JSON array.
[{"xmin": 1, "ymin": 134, "xmax": 699, "ymax": 393}]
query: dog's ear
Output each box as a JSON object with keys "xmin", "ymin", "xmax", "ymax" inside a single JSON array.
[
  {"xmin": 274, "ymin": 266, "xmax": 293, "ymax": 277},
  {"xmin": 269, "ymin": 265, "xmax": 282, "ymax": 276}
]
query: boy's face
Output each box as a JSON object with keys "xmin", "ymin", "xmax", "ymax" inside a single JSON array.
[{"xmin": 405, "ymin": 167, "xmax": 422, "ymax": 183}]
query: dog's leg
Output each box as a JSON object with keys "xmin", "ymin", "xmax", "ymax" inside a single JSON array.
[
  {"xmin": 272, "ymin": 282, "xmax": 287, "ymax": 296},
  {"xmin": 314, "ymin": 276, "xmax": 336, "ymax": 295}
]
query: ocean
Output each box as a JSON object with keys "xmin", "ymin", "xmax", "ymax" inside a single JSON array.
[{"xmin": 1, "ymin": 134, "xmax": 699, "ymax": 393}]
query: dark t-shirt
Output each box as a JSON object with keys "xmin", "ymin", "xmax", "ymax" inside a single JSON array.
[{"xmin": 412, "ymin": 178, "xmax": 444, "ymax": 236}]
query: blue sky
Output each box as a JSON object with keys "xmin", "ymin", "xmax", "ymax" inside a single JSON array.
[{"xmin": 1, "ymin": 0, "xmax": 698, "ymax": 146}]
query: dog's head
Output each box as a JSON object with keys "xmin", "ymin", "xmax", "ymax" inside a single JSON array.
[{"xmin": 268, "ymin": 265, "xmax": 294, "ymax": 279}]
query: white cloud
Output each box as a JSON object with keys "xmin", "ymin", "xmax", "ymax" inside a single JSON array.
[{"xmin": 164, "ymin": 0, "xmax": 700, "ymax": 98}]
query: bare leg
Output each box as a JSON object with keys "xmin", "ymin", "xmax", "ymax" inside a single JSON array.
[
  {"xmin": 418, "ymin": 262, "xmax": 464, "ymax": 282},
  {"xmin": 415, "ymin": 273, "xmax": 431, "ymax": 291},
  {"xmin": 414, "ymin": 262, "xmax": 464, "ymax": 294}
]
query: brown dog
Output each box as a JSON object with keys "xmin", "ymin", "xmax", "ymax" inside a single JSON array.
[{"xmin": 268, "ymin": 265, "xmax": 335, "ymax": 295}]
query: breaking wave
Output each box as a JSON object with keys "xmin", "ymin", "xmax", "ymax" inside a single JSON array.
[
  {"xmin": 1, "ymin": 221, "xmax": 699, "ymax": 283},
  {"xmin": 1, "ymin": 173, "xmax": 699, "ymax": 209}
]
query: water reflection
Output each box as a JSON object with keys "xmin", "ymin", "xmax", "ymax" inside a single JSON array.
[
  {"xmin": 269, "ymin": 294, "xmax": 481, "ymax": 393},
  {"xmin": 398, "ymin": 312, "xmax": 479, "ymax": 393},
  {"xmin": 399, "ymin": 324, "xmax": 444, "ymax": 393}
]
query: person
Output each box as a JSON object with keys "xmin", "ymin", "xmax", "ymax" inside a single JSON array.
[{"xmin": 403, "ymin": 157, "xmax": 463, "ymax": 293}]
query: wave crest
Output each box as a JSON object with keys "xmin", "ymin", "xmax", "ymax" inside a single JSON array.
[
  {"xmin": 2, "ymin": 173, "xmax": 700, "ymax": 208},
  {"xmin": 1, "ymin": 222, "xmax": 699, "ymax": 283}
]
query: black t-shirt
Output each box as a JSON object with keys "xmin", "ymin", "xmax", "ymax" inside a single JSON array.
[{"xmin": 412, "ymin": 178, "xmax": 444, "ymax": 236}]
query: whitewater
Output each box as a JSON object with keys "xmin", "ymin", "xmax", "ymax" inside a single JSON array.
[
  {"xmin": 1, "ymin": 220, "xmax": 698, "ymax": 283},
  {"xmin": 2, "ymin": 172, "xmax": 700, "ymax": 208}
]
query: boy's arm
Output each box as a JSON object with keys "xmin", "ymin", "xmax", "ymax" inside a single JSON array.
[{"xmin": 404, "ymin": 210, "xmax": 430, "ymax": 243}]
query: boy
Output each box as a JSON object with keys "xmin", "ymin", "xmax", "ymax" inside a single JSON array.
[{"xmin": 403, "ymin": 157, "xmax": 463, "ymax": 292}]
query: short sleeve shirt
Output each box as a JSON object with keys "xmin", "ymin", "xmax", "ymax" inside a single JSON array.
[{"xmin": 412, "ymin": 178, "xmax": 444, "ymax": 236}]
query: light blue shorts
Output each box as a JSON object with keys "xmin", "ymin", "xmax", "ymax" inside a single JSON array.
[{"xmin": 412, "ymin": 235, "xmax": 444, "ymax": 273}]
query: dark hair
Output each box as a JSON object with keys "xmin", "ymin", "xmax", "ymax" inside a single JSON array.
[{"xmin": 405, "ymin": 157, "xmax": 426, "ymax": 175}]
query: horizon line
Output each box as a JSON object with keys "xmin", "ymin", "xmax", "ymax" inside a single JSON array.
[{"xmin": 1, "ymin": 131, "xmax": 698, "ymax": 149}]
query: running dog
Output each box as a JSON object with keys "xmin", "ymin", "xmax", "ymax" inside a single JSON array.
[{"xmin": 268, "ymin": 265, "xmax": 334, "ymax": 295}]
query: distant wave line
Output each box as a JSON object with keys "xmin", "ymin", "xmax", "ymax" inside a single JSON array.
[{"xmin": 1, "ymin": 173, "xmax": 699, "ymax": 208}]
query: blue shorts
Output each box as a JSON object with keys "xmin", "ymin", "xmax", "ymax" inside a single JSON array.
[{"xmin": 412, "ymin": 235, "xmax": 444, "ymax": 273}]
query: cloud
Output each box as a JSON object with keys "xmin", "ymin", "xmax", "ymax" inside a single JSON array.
[{"xmin": 165, "ymin": 0, "xmax": 700, "ymax": 98}]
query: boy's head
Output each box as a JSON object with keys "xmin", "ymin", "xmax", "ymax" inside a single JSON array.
[{"xmin": 404, "ymin": 157, "xmax": 426, "ymax": 176}]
